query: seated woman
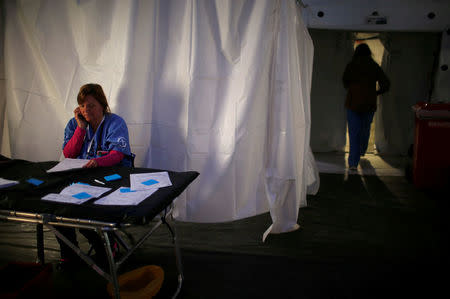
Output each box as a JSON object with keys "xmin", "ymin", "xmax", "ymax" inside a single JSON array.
[
  {"xmin": 57, "ymin": 83, "xmax": 133, "ymax": 269},
  {"xmin": 63, "ymin": 83, "xmax": 133, "ymax": 167}
]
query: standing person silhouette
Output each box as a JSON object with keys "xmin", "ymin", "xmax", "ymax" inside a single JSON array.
[{"xmin": 343, "ymin": 43, "xmax": 390, "ymax": 170}]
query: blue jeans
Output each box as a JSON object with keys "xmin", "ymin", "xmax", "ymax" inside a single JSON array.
[{"xmin": 346, "ymin": 109, "xmax": 374, "ymax": 167}]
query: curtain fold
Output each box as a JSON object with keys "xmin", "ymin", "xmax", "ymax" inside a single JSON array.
[
  {"xmin": 2, "ymin": 0, "xmax": 318, "ymax": 239},
  {"xmin": 309, "ymin": 29, "xmax": 353, "ymax": 152},
  {"xmin": 431, "ymin": 29, "xmax": 450, "ymax": 103},
  {"xmin": 375, "ymin": 32, "xmax": 440, "ymax": 155},
  {"xmin": 0, "ymin": 1, "xmax": 6, "ymax": 156},
  {"xmin": 263, "ymin": 0, "xmax": 317, "ymax": 240}
]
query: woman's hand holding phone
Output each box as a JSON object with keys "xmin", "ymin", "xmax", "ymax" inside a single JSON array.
[{"xmin": 74, "ymin": 107, "xmax": 87, "ymax": 129}]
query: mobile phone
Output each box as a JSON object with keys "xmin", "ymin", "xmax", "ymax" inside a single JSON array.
[{"xmin": 78, "ymin": 113, "xmax": 86, "ymax": 121}]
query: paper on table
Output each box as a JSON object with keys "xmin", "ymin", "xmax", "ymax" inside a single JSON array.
[
  {"xmin": 130, "ymin": 172, "xmax": 172, "ymax": 191},
  {"xmin": 46, "ymin": 158, "xmax": 91, "ymax": 173},
  {"xmin": 0, "ymin": 178, "xmax": 19, "ymax": 189},
  {"xmin": 41, "ymin": 183, "xmax": 111, "ymax": 205},
  {"xmin": 60, "ymin": 183, "xmax": 111, "ymax": 199},
  {"xmin": 42, "ymin": 193, "xmax": 91, "ymax": 204},
  {"xmin": 94, "ymin": 187, "xmax": 158, "ymax": 206}
]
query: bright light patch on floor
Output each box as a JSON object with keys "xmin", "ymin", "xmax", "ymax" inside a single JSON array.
[{"xmin": 315, "ymin": 152, "xmax": 405, "ymax": 176}]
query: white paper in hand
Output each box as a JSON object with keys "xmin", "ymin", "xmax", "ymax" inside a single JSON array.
[{"xmin": 47, "ymin": 158, "xmax": 90, "ymax": 173}]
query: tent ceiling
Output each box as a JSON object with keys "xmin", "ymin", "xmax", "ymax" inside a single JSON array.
[{"xmin": 301, "ymin": 0, "xmax": 450, "ymax": 32}]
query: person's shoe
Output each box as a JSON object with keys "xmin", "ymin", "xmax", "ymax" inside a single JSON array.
[{"xmin": 349, "ymin": 166, "xmax": 357, "ymax": 171}]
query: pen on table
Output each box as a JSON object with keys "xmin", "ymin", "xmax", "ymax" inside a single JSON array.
[{"xmin": 94, "ymin": 179, "xmax": 105, "ymax": 185}]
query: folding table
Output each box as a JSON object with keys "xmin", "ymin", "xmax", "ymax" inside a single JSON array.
[{"xmin": 0, "ymin": 158, "xmax": 199, "ymax": 299}]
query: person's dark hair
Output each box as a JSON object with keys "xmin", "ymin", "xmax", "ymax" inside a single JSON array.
[
  {"xmin": 353, "ymin": 43, "xmax": 372, "ymax": 59},
  {"xmin": 77, "ymin": 83, "xmax": 111, "ymax": 114}
]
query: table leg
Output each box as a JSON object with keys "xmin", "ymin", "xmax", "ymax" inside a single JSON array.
[
  {"xmin": 36, "ymin": 223, "xmax": 45, "ymax": 264},
  {"xmin": 164, "ymin": 216, "xmax": 183, "ymax": 299},
  {"xmin": 101, "ymin": 230, "xmax": 121, "ymax": 299}
]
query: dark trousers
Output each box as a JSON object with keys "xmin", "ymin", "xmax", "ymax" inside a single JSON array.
[
  {"xmin": 346, "ymin": 108, "xmax": 375, "ymax": 167},
  {"xmin": 55, "ymin": 227, "xmax": 110, "ymax": 264}
]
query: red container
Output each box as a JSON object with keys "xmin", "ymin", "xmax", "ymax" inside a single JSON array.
[{"xmin": 412, "ymin": 101, "xmax": 450, "ymax": 189}]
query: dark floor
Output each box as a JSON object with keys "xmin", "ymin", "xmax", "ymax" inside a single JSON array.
[{"xmin": 1, "ymin": 171, "xmax": 449, "ymax": 299}]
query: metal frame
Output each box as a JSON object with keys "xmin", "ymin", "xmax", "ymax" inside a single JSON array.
[{"xmin": 0, "ymin": 203, "xmax": 183, "ymax": 299}]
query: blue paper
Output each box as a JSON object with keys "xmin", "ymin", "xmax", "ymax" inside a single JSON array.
[
  {"xmin": 27, "ymin": 178, "xmax": 44, "ymax": 186},
  {"xmin": 71, "ymin": 182, "xmax": 90, "ymax": 186},
  {"xmin": 142, "ymin": 179, "xmax": 158, "ymax": 186},
  {"xmin": 120, "ymin": 188, "xmax": 137, "ymax": 193},
  {"xmin": 104, "ymin": 174, "xmax": 122, "ymax": 181},
  {"xmin": 72, "ymin": 192, "xmax": 92, "ymax": 199}
]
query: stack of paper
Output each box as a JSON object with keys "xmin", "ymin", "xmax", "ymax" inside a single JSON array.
[
  {"xmin": 40, "ymin": 171, "xmax": 173, "ymax": 206},
  {"xmin": 42, "ymin": 183, "xmax": 111, "ymax": 204},
  {"xmin": 94, "ymin": 172, "xmax": 172, "ymax": 206},
  {"xmin": 0, "ymin": 178, "xmax": 19, "ymax": 189},
  {"xmin": 130, "ymin": 172, "xmax": 172, "ymax": 190},
  {"xmin": 94, "ymin": 187, "xmax": 158, "ymax": 206}
]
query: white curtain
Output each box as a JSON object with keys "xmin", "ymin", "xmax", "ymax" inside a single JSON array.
[
  {"xmin": 376, "ymin": 32, "xmax": 440, "ymax": 155},
  {"xmin": 432, "ymin": 29, "xmax": 450, "ymax": 103},
  {"xmin": 0, "ymin": 1, "xmax": 5, "ymax": 154},
  {"xmin": 1, "ymin": 0, "xmax": 319, "ymax": 239},
  {"xmin": 309, "ymin": 29, "xmax": 353, "ymax": 152}
]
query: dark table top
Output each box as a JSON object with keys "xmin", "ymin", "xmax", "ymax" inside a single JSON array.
[{"xmin": 0, "ymin": 158, "xmax": 199, "ymax": 224}]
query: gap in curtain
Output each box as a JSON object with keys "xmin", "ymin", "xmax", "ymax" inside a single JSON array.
[
  {"xmin": 310, "ymin": 30, "xmax": 440, "ymax": 155},
  {"xmin": 309, "ymin": 29, "xmax": 441, "ymax": 174},
  {"xmin": 345, "ymin": 32, "xmax": 386, "ymax": 155}
]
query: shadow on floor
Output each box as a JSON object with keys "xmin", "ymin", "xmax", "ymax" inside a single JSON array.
[{"xmin": 1, "ymin": 171, "xmax": 449, "ymax": 299}]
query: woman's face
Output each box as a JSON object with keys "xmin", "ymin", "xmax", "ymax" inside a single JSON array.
[{"xmin": 79, "ymin": 95, "xmax": 104, "ymax": 124}]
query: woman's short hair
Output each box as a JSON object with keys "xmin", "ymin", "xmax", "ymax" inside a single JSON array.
[
  {"xmin": 353, "ymin": 43, "xmax": 372, "ymax": 58},
  {"xmin": 77, "ymin": 83, "xmax": 111, "ymax": 114}
]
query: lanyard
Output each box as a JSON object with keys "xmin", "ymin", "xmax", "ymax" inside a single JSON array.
[{"xmin": 86, "ymin": 116, "xmax": 105, "ymax": 156}]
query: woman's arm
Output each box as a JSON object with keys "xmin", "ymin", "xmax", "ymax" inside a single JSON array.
[
  {"xmin": 63, "ymin": 126, "xmax": 86, "ymax": 158},
  {"xmin": 376, "ymin": 67, "xmax": 390, "ymax": 95},
  {"xmin": 94, "ymin": 150, "xmax": 124, "ymax": 167},
  {"xmin": 83, "ymin": 150, "xmax": 124, "ymax": 168}
]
